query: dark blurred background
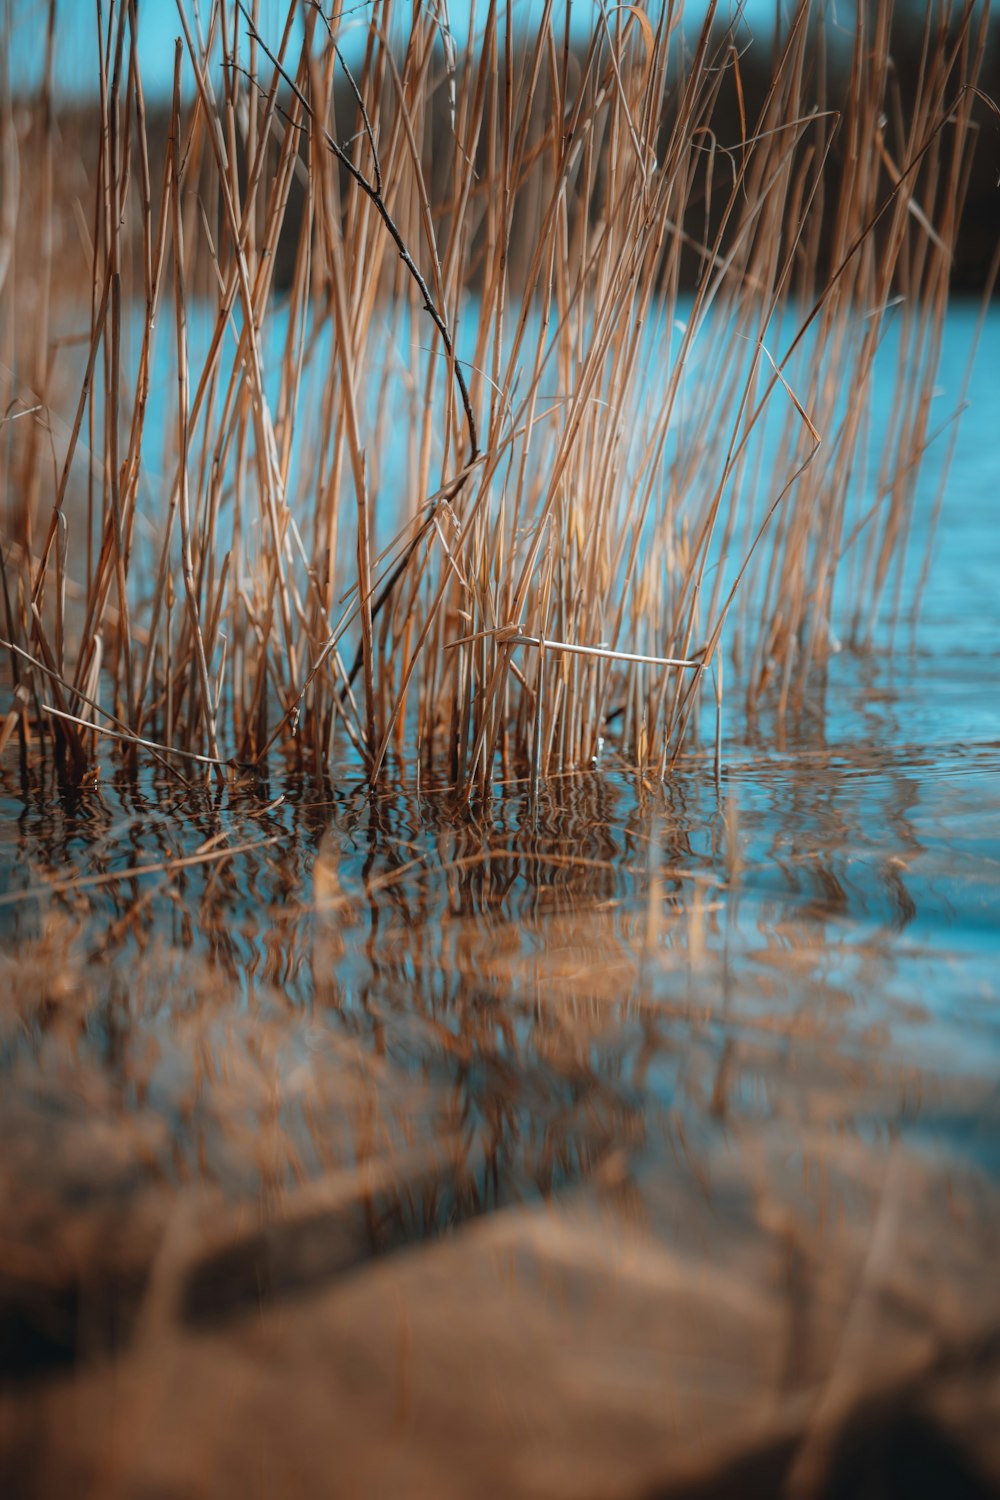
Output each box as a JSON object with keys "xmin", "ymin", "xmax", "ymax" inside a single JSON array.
[{"xmin": 5, "ymin": 2, "xmax": 999, "ymax": 298}]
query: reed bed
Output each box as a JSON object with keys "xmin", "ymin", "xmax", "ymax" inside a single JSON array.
[{"xmin": 0, "ymin": 0, "xmax": 991, "ymax": 788}]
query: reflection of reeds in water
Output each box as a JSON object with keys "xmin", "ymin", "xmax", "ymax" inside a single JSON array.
[
  {"xmin": 3, "ymin": 720, "xmax": 999, "ymax": 1491},
  {"xmin": 3, "ymin": 748, "xmax": 999, "ymax": 1496},
  {"xmin": 0, "ymin": 1, "xmax": 992, "ymax": 786},
  {"xmin": 2, "ymin": 732, "xmax": 988, "ymax": 1216}
]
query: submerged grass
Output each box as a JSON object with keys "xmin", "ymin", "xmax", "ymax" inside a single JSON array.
[{"xmin": 0, "ymin": 0, "xmax": 992, "ymax": 790}]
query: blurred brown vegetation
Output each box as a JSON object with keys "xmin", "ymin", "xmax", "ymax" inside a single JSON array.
[{"xmin": 8, "ymin": 7, "xmax": 999, "ymax": 313}]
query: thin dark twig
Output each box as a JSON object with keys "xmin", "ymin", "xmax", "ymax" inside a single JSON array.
[
  {"xmin": 234, "ymin": 0, "xmax": 477, "ymax": 462},
  {"xmin": 230, "ymin": 63, "xmax": 309, "ymax": 133},
  {"xmin": 338, "ymin": 465, "xmax": 475, "ymax": 703},
  {"xmin": 255, "ymin": 461, "xmax": 476, "ymax": 763},
  {"xmin": 235, "ymin": 0, "xmax": 482, "ymax": 741},
  {"xmin": 312, "ymin": 5, "xmax": 383, "ymax": 196}
]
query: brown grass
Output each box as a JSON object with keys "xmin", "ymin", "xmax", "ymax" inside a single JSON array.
[{"xmin": 0, "ymin": 0, "xmax": 992, "ymax": 788}]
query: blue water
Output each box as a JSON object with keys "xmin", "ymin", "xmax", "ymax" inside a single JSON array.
[{"xmin": 0, "ymin": 304, "xmax": 998, "ymax": 1225}]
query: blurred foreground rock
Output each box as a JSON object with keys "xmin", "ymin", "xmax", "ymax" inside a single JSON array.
[{"xmin": 2, "ymin": 1123, "xmax": 997, "ymax": 1500}]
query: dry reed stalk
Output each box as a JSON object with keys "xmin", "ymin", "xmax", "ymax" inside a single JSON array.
[{"xmin": 0, "ymin": 0, "xmax": 989, "ymax": 788}]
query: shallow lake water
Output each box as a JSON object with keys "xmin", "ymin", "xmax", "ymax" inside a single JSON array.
[{"xmin": 1, "ymin": 306, "xmax": 998, "ymax": 1497}]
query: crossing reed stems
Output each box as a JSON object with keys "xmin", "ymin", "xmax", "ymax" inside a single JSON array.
[{"xmin": 0, "ymin": 0, "xmax": 990, "ymax": 787}]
